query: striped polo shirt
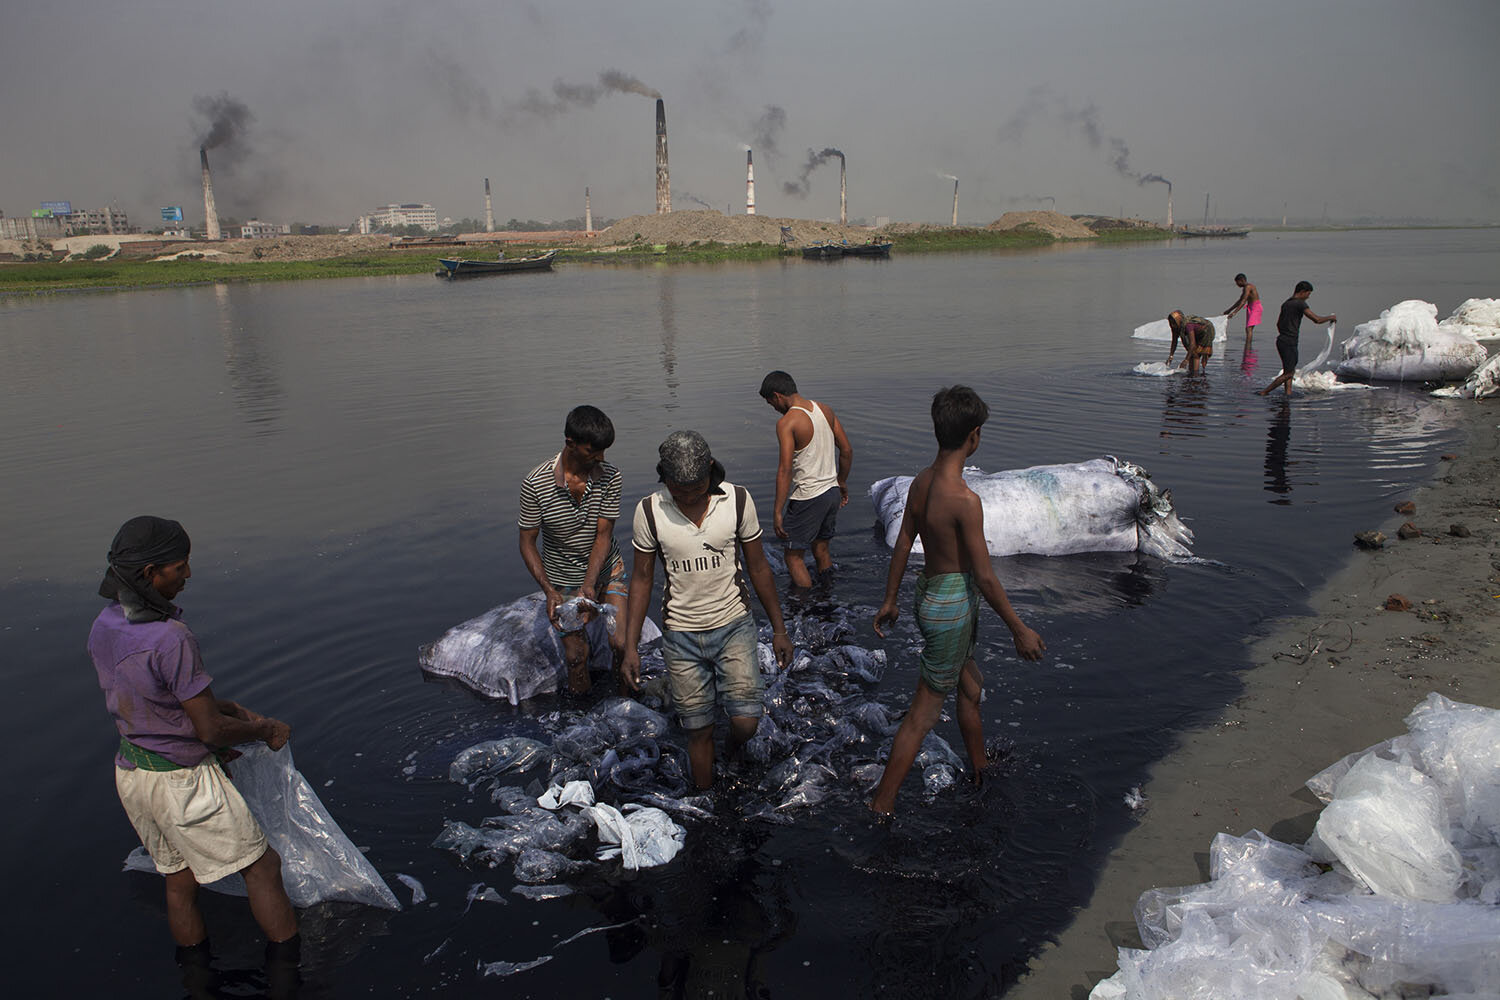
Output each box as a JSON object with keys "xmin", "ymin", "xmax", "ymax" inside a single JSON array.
[{"xmin": 517, "ymin": 453, "xmax": 622, "ymax": 588}]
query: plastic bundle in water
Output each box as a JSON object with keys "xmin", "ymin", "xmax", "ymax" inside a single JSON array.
[
  {"xmin": 1337, "ymin": 300, "xmax": 1487, "ymax": 381},
  {"xmin": 418, "ymin": 592, "xmax": 662, "ymax": 705},
  {"xmin": 123, "ymin": 743, "xmax": 401, "ymax": 910},
  {"xmin": 870, "ymin": 457, "xmax": 1194, "ymax": 561},
  {"xmin": 1131, "ymin": 314, "xmax": 1230, "ymax": 344}
]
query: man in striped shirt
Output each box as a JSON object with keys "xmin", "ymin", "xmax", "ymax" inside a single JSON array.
[{"xmin": 518, "ymin": 406, "xmax": 628, "ymax": 694}]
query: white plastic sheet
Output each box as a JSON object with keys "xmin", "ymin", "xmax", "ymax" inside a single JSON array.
[
  {"xmin": 419, "ymin": 592, "xmax": 662, "ymax": 705},
  {"xmin": 869, "ymin": 457, "xmax": 1194, "ymax": 560},
  {"xmin": 122, "ymin": 743, "xmax": 401, "ymax": 910},
  {"xmin": 1131, "ymin": 314, "xmax": 1230, "ymax": 344},
  {"xmin": 1090, "ymin": 694, "xmax": 1500, "ymax": 999},
  {"xmin": 1337, "ymin": 300, "xmax": 1487, "ymax": 382},
  {"xmin": 1430, "ymin": 351, "xmax": 1500, "ymax": 400},
  {"xmin": 1440, "ymin": 297, "xmax": 1500, "ymax": 344},
  {"xmin": 578, "ymin": 801, "xmax": 685, "ymax": 869}
]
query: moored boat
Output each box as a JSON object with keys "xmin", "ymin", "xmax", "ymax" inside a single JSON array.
[
  {"xmin": 802, "ymin": 243, "xmax": 845, "ymax": 259},
  {"xmin": 842, "ymin": 241, "xmax": 892, "ymax": 258},
  {"xmin": 436, "ymin": 249, "xmax": 558, "ymax": 278}
]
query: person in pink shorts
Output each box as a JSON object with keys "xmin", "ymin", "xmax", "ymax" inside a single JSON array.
[{"xmin": 1225, "ymin": 272, "xmax": 1263, "ymax": 348}]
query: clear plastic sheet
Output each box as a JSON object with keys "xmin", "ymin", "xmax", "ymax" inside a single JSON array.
[
  {"xmin": 1091, "ymin": 695, "xmax": 1500, "ymax": 999},
  {"xmin": 870, "ymin": 457, "xmax": 1194, "ymax": 561},
  {"xmin": 122, "ymin": 743, "xmax": 401, "ymax": 910},
  {"xmin": 1131, "ymin": 314, "xmax": 1230, "ymax": 344},
  {"xmin": 418, "ymin": 592, "xmax": 663, "ymax": 705}
]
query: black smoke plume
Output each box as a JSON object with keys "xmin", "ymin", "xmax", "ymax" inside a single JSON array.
[
  {"xmin": 514, "ymin": 70, "xmax": 660, "ymax": 118},
  {"xmin": 748, "ymin": 105, "xmax": 786, "ymax": 163},
  {"xmin": 193, "ymin": 93, "xmax": 253, "ymax": 158},
  {"xmin": 783, "ymin": 147, "xmax": 843, "ymax": 198},
  {"xmin": 999, "ymin": 86, "xmax": 1168, "ymax": 190},
  {"xmin": 675, "ymin": 191, "xmax": 715, "ymax": 211}
]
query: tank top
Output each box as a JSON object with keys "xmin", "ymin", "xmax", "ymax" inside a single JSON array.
[{"xmin": 789, "ymin": 402, "xmax": 838, "ymax": 501}]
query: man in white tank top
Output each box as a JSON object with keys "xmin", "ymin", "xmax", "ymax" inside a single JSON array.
[{"xmin": 759, "ymin": 371, "xmax": 854, "ymax": 589}]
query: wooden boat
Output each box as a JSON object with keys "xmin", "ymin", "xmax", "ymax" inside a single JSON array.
[
  {"xmin": 436, "ymin": 249, "xmax": 558, "ymax": 278},
  {"xmin": 842, "ymin": 241, "xmax": 892, "ymax": 258},
  {"xmin": 1174, "ymin": 226, "xmax": 1251, "ymax": 238},
  {"xmin": 802, "ymin": 243, "xmax": 845, "ymax": 259}
]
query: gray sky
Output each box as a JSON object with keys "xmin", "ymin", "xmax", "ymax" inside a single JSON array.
[{"xmin": 3, "ymin": 0, "xmax": 1496, "ymax": 228}]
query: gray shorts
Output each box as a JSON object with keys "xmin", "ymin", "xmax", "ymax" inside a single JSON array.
[
  {"xmin": 782, "ymin": 485, "xmax": 840, "ymax": 550},
  {"xmin": 661, "ymin": 615, "xmax": 764, "ymax": 730}
]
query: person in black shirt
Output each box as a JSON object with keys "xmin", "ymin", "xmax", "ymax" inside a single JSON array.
[{"xmin": 1258, "ymin": 280, "xmax": 1336, "ymax": 396}]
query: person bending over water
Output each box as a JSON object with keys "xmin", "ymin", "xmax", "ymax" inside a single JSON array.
[
  {"xmin": 1167, "ymin": 310, "xmax": 1215, "ymax": 374},
  {"xmin": 1258, "ymin": 280, "xmax": 1336, "ymax": 396},
  {"xmin": 870, "ymin": 387, "xmax": 1045, "ymax": 816}
]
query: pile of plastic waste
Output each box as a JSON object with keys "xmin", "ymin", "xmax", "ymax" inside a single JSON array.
[
  {"xmin": 1431, "ymin": 352, "xmax": 1500, "ymax": 400},
  {"xmin": 419, "ymin": 594, "xmax": 661, "ymax": 705},
  {"xmin": 430, "ymin": 605, "xmax": 975, "ymax": 886},
  {"xmin": 123, "ymin": 743, "xmax": 402, "ymax": 910},
  {"xmin": 1337, "ymin": 301, "xmax": 1487, "ymax": 382},
  {"xmin": 870, "ymin": 457, "xmax": 1194, "ymax": 561},
  {"xmin": 1438, "ymin": 298, "xmax": 1500, "ymax": 345},
  {"xmin": 1090, "ymin": 693, "xmax": 1500, "ymax": 998}
]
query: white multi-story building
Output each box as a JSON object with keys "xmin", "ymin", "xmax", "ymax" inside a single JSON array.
[
  {"xmin": 239, "ymin": 219, "xmax": 285, "ymax": 239},
  {"xmin": 367, "ymin": 203, "xmax": 438, "ymax": 232},
  {"xmin": 65, "ymin": 206, "xmax": 130, "ymax": 234}
]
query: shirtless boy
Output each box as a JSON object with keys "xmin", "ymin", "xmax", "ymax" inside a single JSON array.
[
  {"xmin": 870, "ymin": 386, "xmax": 1045, "ymax": 815},
  {"xmin": 1225, "ymin": 273, "xmax": 1262, "ymax": 347}
]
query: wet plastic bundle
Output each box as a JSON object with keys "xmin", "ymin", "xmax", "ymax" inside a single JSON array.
[
  {"xmin": 419, "ymin": 593, "xmax": 662, "ymax": 705},
  {"xmin": 1131, "ymin": 314, "xmax": 1229, "ymax": 344},
  {"xmin": 1439, "ymin": 297, "xmax": 1500, "ymax": 344},
  {"xmin": 869, "ymin": 457, "xmax": 1194, "ymax": 561},
  {"xmin": 1430, "ymin": 351, "xmax": 1500, "ymax": 400},
  {"xmin": 1090, "ymin": 694, "xmax": 1500, "ymax": 999},
  {"xmin": 1337, "ymin": 300, "xmax": 1486, "ymax": 381},
  {"xmin": 123, "ymin": 743, "xmax": 401, "ymax": 910}
]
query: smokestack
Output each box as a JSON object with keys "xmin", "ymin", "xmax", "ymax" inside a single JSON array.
[
  {"xmin": 484, "ymin": 178, "xmax": 494, "ymax": 232},
  {"xmin": 746, "ymin": 150, "xmax": 756, "ymax": 215},
  {"xmin": 200, "ymin": 147, "xmax": 221, "ymax": 241},
  {"xmin": 951, "ymin": 178, "xmax": 959, "ymax": 227},
  {"xmin": 839, "ymin": 156, "xmax": 847, "ymax": 225},
  {"xmin": 1166, "ymin": 187, "xmax": 1174, "ymax": 229},
  {"xmin": 655, "ymin": 99, "xmax": 671, "ymax": 214},
  {"xmin": 585, "ymin": 187, "xmax": 593, "ymax": 234}
]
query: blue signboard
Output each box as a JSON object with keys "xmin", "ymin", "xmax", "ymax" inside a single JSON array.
[
  {"xmin": 40, "ymin": 201, "xmax": 71, "ymax": 215},
  {"xmin": 161, "ymin": 206, "xmax": 184, "ymax": 222}
]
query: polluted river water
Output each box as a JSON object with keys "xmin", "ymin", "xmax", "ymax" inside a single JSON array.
[{"xmin": 3, "ymin": 227, "xmax": 1497, "ymax": 996}]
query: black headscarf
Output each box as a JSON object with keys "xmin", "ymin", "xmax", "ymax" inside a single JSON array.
[{"xmin": 98, "ymin": 516, "xmax": 191, "ymax": 623}]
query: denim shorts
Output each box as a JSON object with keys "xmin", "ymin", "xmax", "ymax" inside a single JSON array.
[{"xmin": 661, "ymin": 614, "xmax": 764, "ymax": 730}]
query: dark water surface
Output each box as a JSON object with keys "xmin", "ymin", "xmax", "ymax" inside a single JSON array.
[{"xmin": 4, "ymin": 229, "xmax": 1497, "ymax": 997}]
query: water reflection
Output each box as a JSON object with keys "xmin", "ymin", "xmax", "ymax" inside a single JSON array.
[
  {"xmin": 214, "ymin": 283, "xmax": 284, "ymax": 432},
  {"xmin": 1264, "ymin": 400, "xmax": 1292, "ymax": 503},
  {"xmin": 657, "ymin": 273, "xmax": 680, "ymax": 410},
  {"xmin": 1159, "ymin": 375, "xmax": 1211, "ymax": 439},
  {"xmin": 995, "ymin": 551, "xmax": 1165, "ymax": 616}
]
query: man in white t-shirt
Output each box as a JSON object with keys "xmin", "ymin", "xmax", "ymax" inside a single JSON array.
[{"xmin": 620, "ymin": 431, "xmax": 794, "ymax": 790}]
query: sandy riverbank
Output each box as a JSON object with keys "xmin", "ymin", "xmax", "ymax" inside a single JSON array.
[{"xmin": 1011, "ymin": 398, "xmax": 1500, "ymax": 999}]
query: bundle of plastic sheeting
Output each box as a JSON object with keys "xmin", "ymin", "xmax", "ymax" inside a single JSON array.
[
  {"xmin": 418, "ymin": 592, "xmax": 662, "ymax": 705},
  {"xmin": 1439, "ymin": 297, "xmax": 1500, "ymax": 344},
  {"xmin": 1431, "ymin": 351, "xmax": 1500, "ymax": 400},
  {"xmin": 869, "ymin": 457, "xmax": 1194, "ymax": 561},
  {"xmin": 123, "ymin": 743, "xmax": 401, "ymax": 910},
  {"xmin": 1131, "ymin": 314, "xmax": 1229, "ymax": 344},
  {"xmin": 1089, "ymin": 694, "xmax": 1500, "ymax": 999},
  {"xmin": 1336, "ymin": 300, "xmax": 1487, "ymax": 381}
]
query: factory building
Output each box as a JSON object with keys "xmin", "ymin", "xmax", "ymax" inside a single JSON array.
[
  {"xmin": 239, "ymin": 219, "xmax": 286, "ymax": 239},
  {"xmin": 363, "ymin": 203, "xmax": 439, "ymax": 232}
]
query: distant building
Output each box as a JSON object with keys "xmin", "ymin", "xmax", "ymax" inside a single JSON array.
[
  {"xmin": 64, "ymin": 206, "xmax": 130, "ymax": 234},
  {"xmin": 0, "ymin": 212, "xmax": 66, "ymax": 239},
  {"xmin": 239, "ymin": 219, "xmax": 285, "ymax": 239},
  {"xmin": 366, "ymin": 203, "xmax": 438, "ymax": 232}
]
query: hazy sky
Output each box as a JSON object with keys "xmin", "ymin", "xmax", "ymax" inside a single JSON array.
[{"xmin": 3, "ymin": 0, "xmax": 1496, "ymax": 228}]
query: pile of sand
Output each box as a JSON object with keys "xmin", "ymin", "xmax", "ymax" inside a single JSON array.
[
  {"xmin": 205, "ymin": 234, "xmax": 394, "ymax": 262},
  {"xmin": 986, "ymin": 211, "xmax": 1099, "ymax": 240},
  {"xmin": 598, "ymin": 210, "xmax": 879, "ymax": 247}
]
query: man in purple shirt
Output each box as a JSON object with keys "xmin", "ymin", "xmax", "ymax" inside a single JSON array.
[{"xmin": 88, "ymin": 516, "xmax": 299, "ymax": 977}]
